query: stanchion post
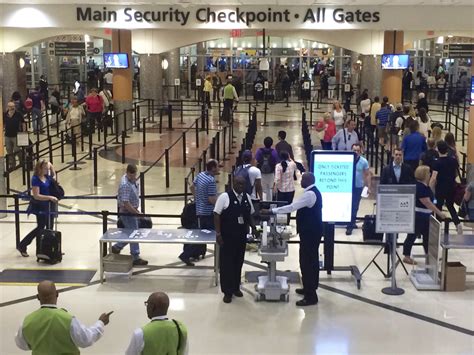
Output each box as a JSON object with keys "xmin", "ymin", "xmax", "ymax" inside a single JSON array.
[
  {"xmin": 182, "ymin": 132, "xmax": 187, "ymax": 165},
  {"xmin": 142, "ymin": 112, "xmax": 146, "ymax": 147},
  {"xmin": 14, "ymin": 194, "xmax": 21, "ymax": 248},
  {"xmin": 46, "ymin": 111, "xmax": 50, "ymax": 137},
  {"xmin": 195, "ymin": 119, "xmax": 199, "ymax": 148},
  {"xmin": 121, "ymin": 131, "xmax": 126, "ymax": 164},
  {"xmin": 101, "ymin": 210, "xmax": 108, "ymax": 257},
  {"xmin": 103, "ymin": 123, "xmax": 108, "ymax": 150},
  {"xmin": 48, "ymin": 136, "xmax": 53, "ymax": 164},
  {"xmin": 140, "ymin": 173, "xmax": 146, "ymax": 213},
  {"xmin": 201, "ymin": 104, "xmax": 205, "ymax": 131},
  {"xmin": 168, "ymin": 104, "xmax": 173, "ymax": 130},
  {"xmin": 60, "ymin": 131, "xmax": 65, "ymax": 163},
  {"xmin": 21, "ymin": 148, "xmax": 27, "ymax": 186},
  {"xmin": 93, "ymin": 148, "xmax": 98, "ymax": 187},
  {"xmin": 184, "ymin": 177, "xmax": 189, "ymax": 205},
  {"xmin": 382, "ymin": 233, "xmax": 405, "ymax": 295},
  {"xmin": 180, "ymin": 100, "xmax": 184, "ymax": 125},
  {"xmin": 70, "ymin": 134, "xmax": 81, "ymax": 171},
  {"xmin": 165, "ymin": 149, "xmax": 170, "ymax": 188}
]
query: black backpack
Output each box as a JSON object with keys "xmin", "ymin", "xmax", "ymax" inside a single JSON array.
[
  {"xmin": 234, "ymin": 165, "xmax": 253, "ymax": 195},
  {"xmin": 181, "ymin": 201, "xmax": 198, "ymax": 229},
  {"xmin": 257, "ymin": 148, "xmax": 276, "ymax": 174}
]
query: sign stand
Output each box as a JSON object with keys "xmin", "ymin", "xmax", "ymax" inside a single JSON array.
[
  {"xmin": 376, "ymin": 184, "xmax": 416, "ymax": 296},
  {"xmin": 382, "ymin": 233, "xmax": 405, "ymax": 295}
]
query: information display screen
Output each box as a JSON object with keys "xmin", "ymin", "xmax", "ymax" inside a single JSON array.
[
  {"xmin": 471, "ymin": 75, "xmax": 474, "ymax": 106},
  {"xmin": 103, "ymin": 53, "xmax": 129, "ymax": 69},
  {"xmin": 381, "ymin": 54, "xmax": 409, "ymax": 69},
  {"xmin": 311, "ymin": 151, "xmax": 355, "ymax": 223}
]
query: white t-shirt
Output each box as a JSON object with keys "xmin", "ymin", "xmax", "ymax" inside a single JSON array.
[
  {"xmin": 416, "ymin": 117, "xmax": 431, "ymax": 137},
  {"xmin": 104, "ymin": 72, "xmax": 113, "ymax": 84},
  {"xmin": 332, "ymin": 110, "xmax": 345, "ymax": 128},
  {"xmin": 241, "ymin": 164, "xmax": 261, "ymax": 200},
  {"xmin": 214, "ymin": 191, "xmax": 255, "ymax": 215},
  {"xmin": 360, "ymin": 98, "xmax": 371, "ymax": 115}
]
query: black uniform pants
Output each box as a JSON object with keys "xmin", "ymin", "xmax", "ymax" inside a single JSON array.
[
  {"xmin": 221, "ymin": 99, "xmax": 234, "ymax": 122},
  {"xmin": 179, "ymin": 215, "xmax": 212, "ymax": 259},
  {"xmin": 299, "ymin": 233, "xmax": 322, "ymax": 302},
  {"xmin": 219, "ymin": 239, "xmax": 246, "ymax": 296}
]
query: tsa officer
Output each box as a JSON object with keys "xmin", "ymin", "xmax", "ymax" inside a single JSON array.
[
  {"xmin": 214, "ymin": 176, "xmax": 255, "ymax": 304},
  {"xmin": 261, "ymin": 173, "xmax": 323, "ymax": 306}
]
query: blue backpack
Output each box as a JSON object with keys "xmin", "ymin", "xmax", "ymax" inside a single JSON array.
[{"xmin": 234, "ymin": 165, "xmax": 253, "ymax": 195}]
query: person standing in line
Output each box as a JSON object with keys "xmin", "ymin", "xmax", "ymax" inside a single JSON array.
[
  {"xmin": 3, "ymin": 101, "xmax": 26, "ymax": 170},
  {"xmin": 17, "ymin": 160, "xmax": 57, "ymax": 257},
  {"xmin": 403, "ymin": 166, "xmax": 446, "ymax": 265},
  {"xmin": 39, "ymin": 75, "xmax": 49, "ymax": 106},
  {"xmin": 401, "ymin": 120, "xmax": 427, "ymax": 172},
  {"xmin": 212, "ymin": 73, "xmax": 222, "ymax": 102},
  {"xmin": 274, "ymin": 151, "xmax": 298, "ymax": 225},
  {"xmin": 28, "ymin": 87, "xmax": 45, "ymax": 133},
  {"xmin": 315, "ymin": 112, "xmax": 336, "ymax": 150},
  {"xmin": 420, "ymin": 138, "xmax": 439, "ymax": 172},
  {"xmin": 111, "ymin": 164, "xmax": 148, "ymax": 266},
  {"xmin": 375, "ymin": 101, "xmax": 391, "ymax": 146},
  {"xmin": 179, "ymin": 159, "xmax": 219, "ymax": 266},
  {"xmin": 221, "ymin": 76, "xmax": 239, "ymax": 123},
  {"xmin": 275, "ymin": 130, "xmax": 294, "ymax": 160},
  {"xmin": 234, "ymin": 150, "xmax": 263, "ymax": 209},
  {"xmin": 416, "ymin": 107, "xmax": 431, "ymax": 138},
  {"xmin": 380, "ymin": 148, "xmax": 415, "ymax": 185},
  {"xmin": 331, "ymin": 100, "xmax": 347, "ymax": 132},
  {"xmin": 429, "ymin": 140, "xmax": 463, "ymax": 234},
  {"xmin": 346, "ymin": 144, "xmax": 371, "ymax": 235},
  {"xmin": 15, "ymin": 281, "xmax": 112, "ymax": 354},
  {"xmin": 125, "ymin": 292, "xmax": 188, "ymax": 355},
  {"xmin": 85, "ymin": 88, "xmax": 104, "ymax": 132},
  {"xmin": 327, "ymin": 72, "xmax": 337, "ymax": 99},
  {"xmin": 262, "ymin": 173, "xmax": 323, "ymax": 306},
  {"xmin": 444, "ymin": 132, "xmax": 459, "ymax": 161},
  {"xmin": 416, "ymin": 92, "xmax": 429, "ymax": 113},
  {"xmin": 65, "ymin": 97, "xmax": 85, "ymax": 145},
  {"xmin": 214, "ymin": 176, "xmax": 255, "ymax": 304},
  {"xmin": 255, "ymin": 136, "xmax": 280, "ymax": 201},
  {"xmin": 104, "ymin": 69, "xmax": 114, "ymax": 94},
  {"xmin": 369, "ymin": 96, "xmax": 381, "ymax": 136},
  {"xmin": 331, "ymin": 119, "xmax": 359, "ymax": 151},
  {"xmin": 388, "ymin": 103, "xmax": 404, "ymax": 149},
  {"xmin": 360, "ymin": 92, "xmax": 371, "ymax": 119},
  {"xmin": 203, "ymin": 75, "xmax": 212, "ymax": 109}
]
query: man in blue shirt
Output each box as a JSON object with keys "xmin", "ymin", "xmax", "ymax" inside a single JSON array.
[
  {"xmin": 376, "ymin": 102, "xmax": 391, "ymax": 146},
  {"xmin": 331, "ymin": 119, "xmax": 359, "ymax": 151},
  {"xmin": 179, "ymin": 159, "xmax": 219, "ymax": 266},
  {"xmin": 347, "ymin": 143, "xmax": 371, "ymax": 235},
  {"xmin": 401, "ymin": 120, "xmax": 427, "ymax": 172},
  {"xmin": 112, "ymin": 164, "xmax": 148, "ymax": 266}
]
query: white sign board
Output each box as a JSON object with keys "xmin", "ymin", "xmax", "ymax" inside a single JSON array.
[
  {"xmin": 376, "ymin": 185, "xmax": 416, "ymax": 234},
  {"xmin": 174, "ymin": 78, "xmax": 180, "ymax": 86},
  {"xmin": 195, "ymin": 78, "xmax": 201, "ymax": 87},
  {"xmin": 312, "ymin": 151, "xmax": 355, "ymax": 223},
  {"xmin": 303, "ymin": 81, "xmax": 310, "ymax": 90},
  {"xmin": 264, "ymin": 81, "xmax": 269, "ymax": 89}
]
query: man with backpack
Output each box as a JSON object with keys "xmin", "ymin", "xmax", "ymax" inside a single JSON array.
[
  {"xmin": 179, "ymin": 159, "xmax": 219, "ymax": 266},
  {"xmin": 234, "ymin": 150, "xmax": 263, "ymax": 210},
  {"xmin": 255, "ymin": 137, "xmax": 280, "ymax": 201}
]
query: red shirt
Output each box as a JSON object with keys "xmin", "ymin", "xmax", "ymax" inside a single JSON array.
[
  {"xmin": 85, "ymin": 94, "xmax": 103, "ymax": 113},
  {"xmin": 315, "ymin": 120, "xmax": 336, "ymax": 142}
]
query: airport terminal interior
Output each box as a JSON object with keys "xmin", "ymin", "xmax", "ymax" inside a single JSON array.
[{"xmin": 0, "ymin": 1, "xmax": 473, "ymax": 354}]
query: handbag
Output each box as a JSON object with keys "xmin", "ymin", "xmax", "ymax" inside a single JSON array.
[{"xmin": 48, "ymin": 177, "xmax": 65, "ymax": 200}]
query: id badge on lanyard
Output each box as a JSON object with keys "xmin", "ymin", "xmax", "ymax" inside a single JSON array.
[{"xmin": 238, "ymin": 216, "xmax": 244, "ymax": 224}]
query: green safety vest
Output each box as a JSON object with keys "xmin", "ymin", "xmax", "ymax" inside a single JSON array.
[
  {"xmin": 141, "ymin": 319, "xmax": 187, "ymax": 355},
  {"xmin": 223, "ymin": 84, "xmax": 235, "ymax": 100},
  {"xmin": 22, "ymin": 307, "xmax": 79, "ymax": 355}
]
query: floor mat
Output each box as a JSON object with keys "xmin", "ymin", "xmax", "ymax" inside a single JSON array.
[
  {"xmin": 245, "ymin": 271, "xmax": 301, "ymax": 284},
  {"xmin": 0, "ymin": 269, "xmax": 97, "ymax": 286}
]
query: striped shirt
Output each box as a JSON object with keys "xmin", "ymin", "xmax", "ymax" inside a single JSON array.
[
  {"xmin": 118, "ymin": 174, "xmax": 140, "ymax": 211},
  {"xmin": 274, "ymin": 161, "xmax": 297, "ymax": 192},
  {"xmin": 376, "ymin": 107, "xmax": 391, "ymax": 127},
  {"xmin": 194, "ymin": 172, "xmax": 217, "ymax": 216}
]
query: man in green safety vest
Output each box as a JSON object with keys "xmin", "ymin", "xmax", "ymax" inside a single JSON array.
[
  {"xmin": 221, "ymin": 75, "xmax": 239, "ymax": 124},
  {"xmin": 15, "ymin": 280, "xmax": 113, "ymax": 354},
  {"xmin": 125, "ymin": 292, "xmax": 188, "ymax": 355}
]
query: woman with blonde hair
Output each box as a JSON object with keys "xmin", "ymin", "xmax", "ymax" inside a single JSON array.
[
  {"xmin": 431, "ymin": 126, "xmax": 442, "ymax": 143},
  {"xmin": 203, "ymin": 75, "xmax": 213, "ymax": 108},
  {"xmin": 403, "ymin": 165, "xmax": 446, "ymax": 265},
  {"xmin": 315, "ymin": 112, "xmax": 336, "ymax": 150},
  {"xmin": 331, "ymin": 100, "xmax": 347, "ymax": 131},
  {"xmin": 18, "ymin": 160, "xmax": 58, "ymax": 257}
]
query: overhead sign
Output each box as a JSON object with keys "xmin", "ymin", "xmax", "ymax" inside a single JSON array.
[
  {"xmin": 311, "ymin": 151, "xmax": 355, "ymax": 223},
  {"xmin": 442, "ymin": 44, "xmax": 474, "ymax": 59},
  {"xmin": 376, "ymin": 185, "xmax": 416, "ymax": 234},
  {"xmin": 53, "ymin": 42, "xmax": 86, "ymax": 56}
]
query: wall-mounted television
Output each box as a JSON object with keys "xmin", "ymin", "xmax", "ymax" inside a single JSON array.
[
  {"xmin": 103, "ymin": 53, "xmax": 129, "ymax": 69},
  {"xmin": 471, "ymin": 75, "xmax": 474, "ymax": 106},
  {"xmin": 381, "ymin": 54, "xmax": 409, "ymax": 70}
]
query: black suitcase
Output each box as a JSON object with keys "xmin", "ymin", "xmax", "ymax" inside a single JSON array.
[
  {"xmin": 117, "ymin": 216, "xmax": 153, "ymax": 229},
  {"xmin": 180, "ymin": 201, "xmax": 206, "ymax": 259},
  {"xmin": 37, "ymin": 229, "xmax": 62, "ymax": 264},
  {"xmin": 362, "ymin": 215, "xmax": 383, "ymax": 241}
]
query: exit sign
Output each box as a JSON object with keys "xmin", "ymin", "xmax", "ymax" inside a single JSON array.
[{"xmin": 230, "ymin": 29, "xmax": 242, "ymax": 38}]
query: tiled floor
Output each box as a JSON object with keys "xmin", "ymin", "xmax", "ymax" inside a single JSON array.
[{"xmin": 1, "ymin": 101, "xmax": 473, "ymax": 354}]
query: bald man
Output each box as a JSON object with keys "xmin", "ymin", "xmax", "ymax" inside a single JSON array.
[
  {"xmin": 126, "ymin": 292, "xmax": 188, "ymax": 355},
  {"xmin": 214, "ymin": 176, "xmax": 255, "ymax": 303},
  {"xmin": 15, "ymin": 280, "xmax": 112, "ymax": 354},
  {"xmin": 261, "ymin": 172, "xmax": 323, "ymax": 306}
]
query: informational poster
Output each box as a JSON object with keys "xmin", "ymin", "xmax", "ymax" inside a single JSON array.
[
  {"xmin": 311, "ymin": 151, "xmax": 355, "ymax": 223},
  {"xmin": 264, "ymin": 81, "xmax": 269, "ymax": 89},
  {"xmin": 303, "ymin": 81, "xmax": 310, "ymax": 90},
  {"xmin": 376, "ymin": 185, "xmax": 415, "ymax": 233},
  {"xmin": 174, "ymin": 78, "xmax": 180, "ymax": 86},
  {"xmin": 196, "ymin": 78, "xmax": 201, "ymax": 87}
]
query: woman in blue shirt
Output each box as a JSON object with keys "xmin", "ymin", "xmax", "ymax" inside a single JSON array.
[
  {"xmin": 18, "ymin": 160, "xmax": 58, "ymax": 257},
  {"xmin": 403, "ymin": 165, "xmax": 446, "ymax": 265}
]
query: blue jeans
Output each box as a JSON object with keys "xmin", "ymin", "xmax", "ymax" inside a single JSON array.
[
  {"xmin": 114, "ymin": 215, "xmax": 140, "ymax": 260},
  {"xmin": 31, "ymin": 108, "xmax": 42, "ymax": 132},
  {"xmin": 348, "ymin": 187, "xmax": 363, "ymax": 228}
]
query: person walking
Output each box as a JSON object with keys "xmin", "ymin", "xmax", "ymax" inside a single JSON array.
[
  {"xmin": 179, "ymin": 159, "xmax": 219, "ymax": 266},
  {"xmin": 401, "ymin": 120, "xmax": 427, "ymax": 172},
  {"xmin": 17, "ymin": 160, "xmax": 57, "ymax": 257},
  {"xmin": 315, "ymin": 112, "xmax": 336, "ymax": 150},
  {"xmin": 255, "ymin": 137, "xmax": 279, "ymax": 201},
  {"xmin": 203, "ymin": 75, "xmax": 212, "ymax": 108},
  {"xmin": 85, "ymin": 88, "xmax": 104, "ymax": 132},
  {"xmin": 212, "ymin": 74, "xmax": 222, "ymax": 102},
  {"xmin": 125, "ymin": 292, "xmax": 188, "ymax": 355},
  {"xmin": 3, "ymin": 101, "xmax": 26, "ymax": 170},
  {"xmin": 331, "ymin": 119, "xmax": 359, "ymax": 151},
  {"xmin": 15, "ymin": 281, "xmax": 112, "ymax": 354},
  {"xmin": 416, "ymin": 107, "xmax": 431, "ymax": 138},
  {"xmin": 403, "ymin": 166, "xmax": 446, "ymax": 264},
  {"xmin": 346, "ymin": 144, "xmax": 371, "ymax": 235},
  {"xmin": 380, "ymin": 148, "xmax": 415, "ymax": 185},
  {"xmin": 234, "ymin": 150, "xmax": 263, "ymax": 208},
  {"xmin": 65, "ymin": 97, "xmax": 85, "ymax": 145},
  {"xmin": 28, "ymin": 87, "xmax": 45, "ymax": 133},
  {"xmin": 331, "ymin": 100, "xmax": 347, "ymax": 131},
  {"xmin": 375, "ymin": 101, "xmax": 391, "ymax": 146},
  {"xmin": 430, "ymin": 140, "xmax": 463, "ymax": 234},
  {"xmin": 262, "ymin": 173, "xmax": 323, "ymax": 306},
  {"xmin": 221, "ymin": 76, "xmax": 239, "ymax": 123},
  {"xmin": 111, "ymin": 164, "xmax": 148, "ymax": 266},
  {"xmin": 369, "ymin": 96, "xmax": 381, "ymax": 136},
  {"xmin": 214, "ymin": 176, "xmax": 255, "ymax": 303},
  {"xmin": 274, "ymin": 151, "xmax": 298, "ymax": 206},
  {"xmin": 275, "ymin": 130, "xmax": 294, "ymax": 160}
]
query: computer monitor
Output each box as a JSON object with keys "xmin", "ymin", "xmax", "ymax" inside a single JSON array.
[
  {"xmin": 381, "ymin": 54, "xmax": 409, "ymax": 70},
  {"xmin": 103, "ymin": 53, "xmax": 129, "ymax": 69}
]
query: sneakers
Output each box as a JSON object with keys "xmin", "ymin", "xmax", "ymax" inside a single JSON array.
[
  {"xmin": 403, "ymin": 256, "xmax": 417, "ymax": 265},
  {"xmin": 132, "ymin": 258, "xmax": 148, "ymax": 266},
  {"xmin": 233, "ymin": 290, "xmax": 243, "ymax": 297},
  {"xmin": 17, "ymin": 248, "xmax": 29, "ymax": 257},
  {"xmin": 111, "ymin": 246, "xmax": 121, "ymax": 254}
]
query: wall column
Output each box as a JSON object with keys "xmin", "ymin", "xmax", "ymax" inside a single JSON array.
[
  {"xmin": 360, "ymin": 55, "xmax": 382, "ymax": 99},
  {"xmin": 164, "ymin": 48, "xmax": 180, "ymax": 101},
  {"xmin": 112, "ymin": 29, "xmax": 133, "ymax": 132},
  {"xmin": 139, "ymin": 54, "xmax": 163, "ymax": 104},
  {"xmin": 382, "ymin": 30, "xmax": 404, "ymax": 103}
]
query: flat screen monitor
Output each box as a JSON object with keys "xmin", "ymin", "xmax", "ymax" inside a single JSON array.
[
  {"xmin": 471, "ymin": 75, "xmax": 474, "ymax": 106},
  {"xmin": 381, "ymin": 54, "xmax": 409, "ymax": 69},
  {"xmin": 103, "ymin": 53, "xmax": 129, "ymax": 69},
  {"xmin": 311, "ymin": 151, "xmax": 356, "ymax": 223}
]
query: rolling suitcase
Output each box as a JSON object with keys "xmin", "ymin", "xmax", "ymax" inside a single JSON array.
[
  {"xmin": 36, "ymin": 204, "xmax": 62, "ymax": 264},
  {"xmin": 180, "ymin": 201, "xmax": 206, "ymax": 259},
  {"xmin": 362, "ymin": 204, "xmax": 383, "ymax": 242}
]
